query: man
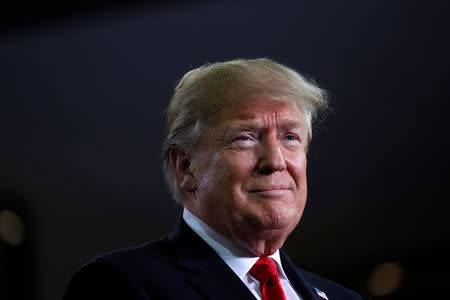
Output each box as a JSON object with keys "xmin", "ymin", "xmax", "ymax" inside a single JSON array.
[{"xmin": 64, "ymin": 58, "xmax": 367, "ymax": 299}]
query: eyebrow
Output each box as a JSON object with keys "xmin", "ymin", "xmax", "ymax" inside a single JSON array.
[{"xmin": 223, "ymin": 117, "xmax": 304, "ymax": 134}]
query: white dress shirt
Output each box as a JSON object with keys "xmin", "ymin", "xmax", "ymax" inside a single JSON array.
[{"xmin": 183, "ymin": 208, "xmax": 302, "ymax": 300}]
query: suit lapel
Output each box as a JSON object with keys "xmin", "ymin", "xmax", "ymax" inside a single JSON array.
[
  {"xmin": 185, "ymin": 259, "xmax": 256, "ymax": 300},
  {"xmin": 280, "ymin": 250, "xmax": 320, "ymax": 300},
  {"xmin": 168, "ymin": 217, "xmax": 256, "ymax": 300}
]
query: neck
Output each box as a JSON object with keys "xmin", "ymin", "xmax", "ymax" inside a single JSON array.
[
  {"xmin": 232, "ymin": 228, "xmax": 287, "ymax": 256},
  {"xmin": 184, "ymin": 205, "xmax": 287, "ymax": 256}
]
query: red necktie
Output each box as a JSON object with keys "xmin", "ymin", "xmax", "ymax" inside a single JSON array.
[{"xmin": 250, "ymin": 257, "xmax": 287, "ymax": 300}]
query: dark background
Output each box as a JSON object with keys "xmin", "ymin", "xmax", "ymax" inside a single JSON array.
[{"xmin": 1, "ymin": 0, "xmax": 449, "ymax": 299}]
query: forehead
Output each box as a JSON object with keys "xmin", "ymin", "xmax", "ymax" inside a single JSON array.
[{"xmin": 210, "ymin": 97, "xmax": 304, "ymax": 129}]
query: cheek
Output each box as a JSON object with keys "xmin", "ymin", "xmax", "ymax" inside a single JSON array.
[
  {"xmin": 197, "ymin": 157, "xmax": 225, "ymax": 193},
  {"xmin": 196, "ymin": 152, "xmax": 250, "ymax": 193},
  {"xmin": 224, "ymin": 153, "xmax": 257, "ymax": 184},
  {"xmin": 288, "ymin": 153, "xmax": 307, "ymax": 180}
]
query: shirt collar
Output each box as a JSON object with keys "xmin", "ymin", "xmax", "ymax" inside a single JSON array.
[{"xmin": 183, "ymin": 208, "xmax": 289, "ymax": 280}]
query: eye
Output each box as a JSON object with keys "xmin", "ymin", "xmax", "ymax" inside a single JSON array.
[
  {"xmin": 284, "ymin": 135, "xmax": 298, "ymax": 141},
  {"xmin": 282, "ymin": 134, "xmax": 302, "ymax": 147},
  {"xmin": 235, "ymin": 136, "xmax": 250, "ymax": 141},
  {"xmin": 231, "ymin": 134, "xmax": 257, "ymax": 148},
  {"xmin": 232, "ymin": 135, "xmax": 254, "ymax": 143}
]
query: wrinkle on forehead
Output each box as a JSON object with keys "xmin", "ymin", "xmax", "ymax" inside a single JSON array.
[
  {"xmin": 225, "ymin": 114, "xmax": 304, "ymax": 132},
  {"xmin": 217, "ymin": 96, "xmax": 299, "ymax": 117},
  {"xmin": 218, "ymin": 99, "xmax": 305, "ymax": 131}
]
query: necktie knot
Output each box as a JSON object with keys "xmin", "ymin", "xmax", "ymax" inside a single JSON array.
[
  {"xmin": 250, "ymin": 257, "xmax": 279, "ymax": 282},
  {"xmin": 250, "ymin": 257, "xmax": 287, "ymax": 300}
]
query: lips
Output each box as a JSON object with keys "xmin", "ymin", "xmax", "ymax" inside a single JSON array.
[{"xmin": 248, "ymin": 185, "xmax": 290, "ymax": 193}]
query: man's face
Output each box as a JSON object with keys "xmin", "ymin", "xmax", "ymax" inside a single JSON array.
[{"xmin": 187, "ymin": 97, "xmax": 308, "ymax": 255}]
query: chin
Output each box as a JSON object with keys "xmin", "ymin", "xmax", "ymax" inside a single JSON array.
[{"xmin": 260, "ymin": 204, "xmax": 300, "ymax": 230}]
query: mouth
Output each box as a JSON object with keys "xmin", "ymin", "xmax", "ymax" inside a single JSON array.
[{"xmin": 248, "ymin": 186, "xmax": 290, "ymax": 196}]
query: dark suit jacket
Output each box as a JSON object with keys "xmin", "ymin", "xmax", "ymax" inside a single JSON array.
[{"xmin": 63, "ymin": 217, "xmax": 367, "ymax": 300}]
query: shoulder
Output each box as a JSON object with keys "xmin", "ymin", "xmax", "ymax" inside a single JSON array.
[
  {"xmin": 280, "ymin": 249, "xmax": 369, "ymax": 299},
  {"xmin": 91, "ymin": 236, "xmax": 173, "ymax": 273},
  {"xmin": 297, "ymin": 268, "xmax": 370, "ymax": 300},
  {"xmin": 63, "ymin": 236, "xmax": 177, "ymax": 300}
]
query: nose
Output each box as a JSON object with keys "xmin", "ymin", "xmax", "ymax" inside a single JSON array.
[{"xmin": 256, "ymin": 135, "xmax": 287, "ymax": 174}]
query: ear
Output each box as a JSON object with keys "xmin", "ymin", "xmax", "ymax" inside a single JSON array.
[{"xmin": 169, "ymin": 148, "xmax": 197, "ymax": 192}]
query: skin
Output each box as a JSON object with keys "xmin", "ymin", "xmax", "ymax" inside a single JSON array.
[{"xmin": 171, "ymin": 97, "xmax": 308, "ymax": 256}]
